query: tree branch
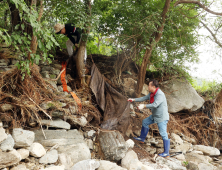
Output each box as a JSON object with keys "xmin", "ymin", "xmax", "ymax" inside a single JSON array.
[
  {"xmin": 174, "ymin": 0, "xmax": 222, "ymax": 16},
  {"xmin": 201, "ymin": 21, "xmax": 222, "ymax": 48}
]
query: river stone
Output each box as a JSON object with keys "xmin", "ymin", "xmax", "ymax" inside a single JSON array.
[
  {"xmin": 44, "ymin": 165, "xmax": 65, "ymax": 170},
  {"xmin": 160, "ymin": 78, "xmax": 204, "ymax": 113},
  {"xmin": 34, "ymin": 129, "xmax": 84, "ymax": 148},
  {"xmin": 0, "ymin": 134, "xmax": 14, "ymax": 151},
  {"xmin": 39, "ymin": 149, "xmax": 58, "ymax": 164},
  {"xmin": 121, "ymin": 150, "xmax": 138, "ymax": 169},
  {"xmin": 52, "ymin": 64, "xmax": 62, "ymax": 70},
  {"xmin": 71, "ymin": 159, "xmax": 100, "ymax": 170},
  {"xmin": 171, "ymin": 133, "xmax": 183, "ymax": 145},
  {"xmin": 156, "ymin": 157, "xmax": 186, "ymax": 170},
  {"xmin": 185, "ymin": 152, "xmax": 212, "ymax": 164},
  {"xmin": 125, "ymin": 139, "xmax": 135, "ymax": 149},
  {"xmin": 98, "ymin": 160, "xmax": 127, "ymax": 170},
  {"xmin": 65, "ymin": 115, "xmax": 87, "ymax": 127},
  {"xmin": 11, "ymin": 164, "xmax": 28, "ymax": 170},
  {"xmin": 17, "ymin": 149, "xmax": 29, "ymax": 160},
  {"xmin": 0, "ymin": 127, "xmax": 7, "ymax": 143},
  {"xmin": 0, "ymin": 103, "xmax": 13, "ymax": 112},
  {"xmin": 12, "ymin": 128, "xmax": 35, "ymax": 148},
  {"xmin": 29, "ymin": 142, "xmax": 46, "ymax": 158},
  {"xmin": 0, "ymin": 149, "xmax": 21, "ymax": 169},
  {"xmin": 41, "ymin": 71, "xmax": 50, "ymax": 78},
  {"xmin": 174, "ymin": 142, "xmax": 192, "ymax": 154},
  {"xmin": 98, "ymin": 131, "xmax": 128, "ymax": 162},
  {"xmin": 58, "ymin": 143, "xmax": 91, "ymax": 169},
  {"xmin": 193, "ymin": 145, "xmax": 220, "ymax": 156},
  {"xmin": 40, "ymin": 119, "xmax": 71, "ymax": 129}
]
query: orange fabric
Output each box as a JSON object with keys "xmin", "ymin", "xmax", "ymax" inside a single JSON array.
[
  {"xmin": 70, "ymin": 91, "xmax": 82, "ymax": 111},
  {"xmin": 61, "ymin": 61, "xmax": 68, "ymax": 92}
]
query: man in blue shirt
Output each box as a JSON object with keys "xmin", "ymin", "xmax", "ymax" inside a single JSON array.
[{"xmin": 128, "ymin": 79, "xmax": 170, "ymax": 157}]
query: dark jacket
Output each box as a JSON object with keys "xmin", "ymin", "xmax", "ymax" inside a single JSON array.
[{"xmin": 65, "ymin": 23, "xmax": 81, "ymax": 44}]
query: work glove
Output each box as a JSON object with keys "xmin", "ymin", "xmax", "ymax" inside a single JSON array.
[
  {"xmin": 128, "ymin": 98, "xmax": 135, "ymax": 102},
  {"xmin": 137, "ymin": 104, "xmax": 145, "ymax": 110}
]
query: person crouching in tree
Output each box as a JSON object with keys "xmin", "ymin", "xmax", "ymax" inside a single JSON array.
[
  {"xmin": 128, "ymin": 79, "xmax": 170, "ymax": 157},
  {"xmin": 54, "ymin": 23, "xmax": 87, "ymax": 63}
]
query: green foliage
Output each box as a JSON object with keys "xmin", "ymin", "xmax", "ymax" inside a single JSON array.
[
  {"xmin": 183, "ymin": 161, "xmax": 189, "ymax": 166},
  {"xmin": 191, "ymin": 78, "xmax": 222, "ymax": 100}
]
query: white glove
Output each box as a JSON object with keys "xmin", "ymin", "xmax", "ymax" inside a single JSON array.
[
  {"xmin": 128, "ymin": 98, "xmax": 135, "ymax": 102},
  {"xmin": 137, "ymin": 104, "xmax": 145, "ymax": 110}
]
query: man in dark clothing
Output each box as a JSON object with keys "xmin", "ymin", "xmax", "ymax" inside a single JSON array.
[{"xmin": 54, "ymin": 23, "xmax": 87, "ymax": 62}]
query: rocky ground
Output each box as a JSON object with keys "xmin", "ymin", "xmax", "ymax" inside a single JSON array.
[{"xmin": 0, "ymin": 53, "xmax": 222, "ymax": 170}]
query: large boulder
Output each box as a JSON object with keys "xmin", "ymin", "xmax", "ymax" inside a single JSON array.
[
  {"xmin": 0, "ymin": 149, "xmax": 21, "ymax": 169},
  {"xmin": 58, "ymin": 143, "xmax": 91, "ymax": 169},
  {"xmin": 71, "ymin": 159, "xmax": 100, "ymax": 170},
  {"xmin": 156, "ymin": 157, "xmax": 186, "ymax": 170},
  {"xmin": 193, "ymin": 145, "xmax": 220, "ymax": 156},
  {"xmin": 12, "ymin": 128, "xmax": 35, "ymax": 148},
  {"xmin": 34, "ymin": 129, "xmax": 84, "ymax": 148},
  {"xmin": 97, "ymin": 160, "xmax": 127, "ymax": 170},
  {"xmin": 160, "ymin": 79, "xmax": 204, "ymax": 113},
  {"xmin": 98, "ymin": 131, "xmax": 128, "ymax": 162},
  {"xmin": 39, "ymin": 149, "xmax": 58, "ymax": 164}
]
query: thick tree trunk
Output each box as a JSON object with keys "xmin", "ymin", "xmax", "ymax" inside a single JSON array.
[
  {"xmin": 7, "ymin": 1, "xmax": 21, "ymax": 32},
  {"xmin": 28, "ymin": 0, "xmax": 44, "ymax": 61},
  {"xmin": 76, "ymin": 0, "xmax": 91, "ymax": 85},
  {"xmin": 134, "ymin": 0, "xmax": 171, "ymax": 97}
]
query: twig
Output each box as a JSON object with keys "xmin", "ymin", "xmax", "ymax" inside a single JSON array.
[{"xmin": 49, "ymin": 68, "xmax": 65, "ymax": 81}]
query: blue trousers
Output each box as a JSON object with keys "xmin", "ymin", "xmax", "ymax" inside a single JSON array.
[{"xmin": 142, "ymin": 115, "xmax": 168, "ymax": 140}]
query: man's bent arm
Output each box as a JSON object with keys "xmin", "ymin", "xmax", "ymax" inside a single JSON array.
[{"xmin": 135, "ymin": 93, "xmax": 150, "ymax": 102}]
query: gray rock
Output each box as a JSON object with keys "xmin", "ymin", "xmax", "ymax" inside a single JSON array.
[
  {"xmin": 0, "ymin": 149, "xmax": 21, "ymax": 169},
  {"xmin": 0, "ymin": 62, "xmax": 7, "ymax": 66},
  {"xmin": 160, "ymin": 79, "xmax": 204, "ymax": 113},
  {"xmin": 29, "ymin": 142, "xmax": 46, "ymax": 158},
  {"xmin": 12, "ymin": 59, "xmax": 19, "ymax": 65},
  {"xmin": 58, "ymin": 143, "xmax": 91, "ymax": 169},
  {"xmin": 156, "ymin": 156, "xmax": 186, "ymax": 170},
  {"xmin": 174, "ymin": 142, "xmax": 192, "ymax": 154},
  {"xmin": 45, "ymin": 80, "xmax": 58, "ymax": 91},
  {"xmin": 41, "ymin": 66, "xmax": 52, "ymax": 72},
  {"xmin": 65, "ymin": 115, "xmax": 87, "ymax": 127},
  {"xmin": 34, "ymin": 129, "xmax": 84, "ymax": 147},
  {"xmin": 171, "ymin": 133, "xmax": 183, "ymax": 145},
  {"xmin": 58, "ymin": 86, "xmax": 72, "ymax": 92},
  {"xmin": 17, "ymin": 149, "xmax": 29, "ymax": 160},
  {"xmin": 40, "ymin": 101, "xmax": 56, "ymax": 110},
  {"xmin": 51, "ymin": 110, "xmax": 64, "ymax": 118},
  {"xmin": 0, "ymin": 134, "xmax": 14, "ymax": 151},
  {"xmin": 185, "ymin": 152, "xmax": 212, "ymax": 164},
  {"xmin": 39, "ymin": 149, "xmax": 58, "ymax": 164},
  {"xmin": 0, "ymin": 103, "xmax": 13, "ymax": 112},
  {"xmin": 99, "ymin": 131, "xmax": 128, "ymax": 162},
  {"xmin": 50, "ymin": 68, "xmax": 60, "ymax": 75},
  {"xmin": 40, "ymin": 119, "xmax": 71, "ymax": 129},
  {"xmin": 12, "ymin": 128, "xmax": 35, "ymax": 148},
  {"xmin": 71, "ymin": 159, "xmax": 100, "ymax": 170},
  {"xmin": 121, "ymin": 150, "xmax": 138, "ymax": 169},
  {"xmin": 0, "ymin": 59, "xmax": 9, "ymax": 64},
  {"xmin": 52, "ymin": 64, "xmax": 62, "ymax": 70},
  {"xmin": 98, "ymin": 160, "xmax": 127, "ymax": 170},
  {"xmin": 88, "ymin": 130, "xmax": 96, "ymax": 138},
  {"xmin": 193, "ymin": 145, "xmax": 220, "ymax": 156},
  {"xmin": 57, "ymin": 78, "xmax": 67, "ymax": 85},
  {"xmin": 0, "ymin": 128, "xmax": 7, "ymax": 143},
  {"xmin": 41, "ymin": 71, "xmax": 50, "ymax": 78}
]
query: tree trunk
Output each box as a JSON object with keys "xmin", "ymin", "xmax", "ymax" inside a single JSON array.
[
  {"xmin": 76, "ymin": 0, "xmax": 91, "ymax": 85},
  {"xmin": 28, "ymin": 0, "xmax": 44, "ymax": 61},
  {"xmin": 7, "ymin": 1, "xmax": 21, "ymax": 32},
  {"xmin": 134, "ymin": 0, "xmax": 171, "ymax": 97}
]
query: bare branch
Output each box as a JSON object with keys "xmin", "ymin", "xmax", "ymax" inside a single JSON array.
[
  {"xmin": 174, "ymin": 0, "xmax": 222, "ymax": 16},
  {"xmin": 201, "ymin": 21, "xmax": 222, "ymax": 48}
]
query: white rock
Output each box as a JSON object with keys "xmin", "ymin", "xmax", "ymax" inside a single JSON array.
[
  {"xmin": 125, "ymin": 139, "xmax": 134, "ymax": 149},
  {"xmin": 0, "ymin": 121, "xmax": 3, "ymax": 127},
  {"xmin": 88, "ymin": 130, "xmax": 96, "ymax": 138},
  {"xmin": 58, "ymin": 143, "xmax": 91, "ymax": 169},
  {"xmin": 11, "ymin": 164, "xmax": 28, "ymax": 170},
  {"xmin": 71, "ymin": 159, "xmax": 100, "ymax": 170},
  {"xmin": 193, "ymin": 145, "xmax": 220, "ymax": 156},
  {"xmin": 0, "ymin": 149, "xmax": 21, "ymax": 169},
  {"xmin": 190, "ymin": 150, "xmax": 203, "ymax": 155},
  {"xmin": 98, "ymin": 160, "xmax": 127, "ymax": 170},
  {"xmin": 121, "ymin": 150, "xmax": 138, "ymax": 169},
  {"xmin": 156, "ymin": 157, "xmax": 186, "ymax": 170},
  {"xmin": 42, "ymin": 165, "xmax": 65, "ymax": 170},
  {"xmin": 171, "ymin": 133, "xmax": 183, "ymax": 145},
  {"xmin": 174, "ymin": 153, "xmax": 186, "ymax": 161},
  {"xmin": 40, "ymin": 119, "xmax": 71, "ymax": 129},
  {"xmin": 17, "ymin": 149, "xmax": 29, "ymax": 160},
  {"xmin": 29, "ymin": 142, "xmax": 46, "ymax": 158},
  {"xmin": 0, "ymin": 134, "xmax": 14, "ymax": 151},
  {"xmin": 12, "ymin": 128, "xmax": 35, "ymax": 147},
  {"xmin": 174, "ymin": 142, "xmax": 192, "ymax": 154},
  {"xmin": 0, "ymin": 103, "xmax": 13, "ymax": 112},
  {"xmin": 39, "ymin": 149, "xmax": 58, "ymax": 164},
  {"xmin": 85, "ymin": 139, "xmax": 94, "ymax": 150},
  {"xmin": 0, "ymin": 127, "xmax": 7, "ymax": 143},
  {"xmin": 197, "ymin": 163, "xmax": 217, "ymax": 170}
]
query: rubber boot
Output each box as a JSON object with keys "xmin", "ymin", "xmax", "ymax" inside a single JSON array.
[
  {"xmin": 158, "ymin": 139, "xmax": 170, "ymax": 157},
  {"xmin": 134, "ymin": 126, "xmax": 149, "ymax": 143}
]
